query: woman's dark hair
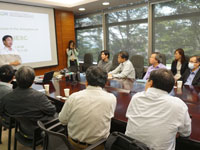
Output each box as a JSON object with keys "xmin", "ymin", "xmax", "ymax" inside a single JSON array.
[
  {"xmin": 101, "ymin": 50, "xmax": 110, "ymax": 59},
  {"xmin": 0, "ymin": 65, "xmax": 14, "ymax": 82},
  {"xmin": 174, "ymin": 48, "xmax": 186, "ymax": 64},
  {"xmin": 68, "ymin": 40, "xmax": 76, "ymax": 50},
  {"xmin": 148, "ymin": 69, "xmax": 175, "ymax": 93},
  {"xmin": 86, "ymin": 66, "xmax": 107, "ymax": 88}
]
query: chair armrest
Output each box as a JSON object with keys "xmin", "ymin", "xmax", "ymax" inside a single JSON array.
[{"xmin": 84, "ymin": 138, "xmax": 106, "ymax": 150}]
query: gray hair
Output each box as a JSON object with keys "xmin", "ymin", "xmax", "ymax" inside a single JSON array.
[
  {"xmin": 153, "ymin": 52, "xmax": 162, "ymax": 63},
  {"xmin": 15, "ymin": 66, "xmax": 35, "ymax": 89}
]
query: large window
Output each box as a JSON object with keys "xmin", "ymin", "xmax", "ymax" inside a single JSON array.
[
  {"xmin": 153, "ymin": 0, "xmax": 200, "ymax": 65},
  {"xmin": 76, "ymin": 14, "xmax": 103, "ymax": 62},
  {"xmin": 107, "ymin": 6, "xmax": 148, "ymax": 64},
  {"xmin": 76, "ymin": 28, "xmax": 103, "ymax": 62},
  {"xmin": 75, "ymin": 0, "xmax": 200, "ymax": 66}
]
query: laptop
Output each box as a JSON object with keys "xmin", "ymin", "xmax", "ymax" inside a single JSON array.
[{"xmin": 35, "ymin": 71, "xmax": 55, "ymax": 84}]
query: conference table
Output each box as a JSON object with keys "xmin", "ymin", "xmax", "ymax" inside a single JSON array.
[{"xmin": 32, "ymin": 73, "xmax": 200, "ymax": 149}]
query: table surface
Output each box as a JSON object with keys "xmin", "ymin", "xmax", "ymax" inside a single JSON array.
[{"xmin": 32, "ymin": 74, "xmax": 200, "ymax": 142}]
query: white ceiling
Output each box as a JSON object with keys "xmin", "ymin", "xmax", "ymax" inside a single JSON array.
[{"xmin": 0, "ymin": 0, "xmax": 143, "ymax": 15}]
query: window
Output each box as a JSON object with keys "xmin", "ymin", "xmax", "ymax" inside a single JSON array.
[
  {"xmin": 153, "ymin": 0, "xmax": 200, "ymax": 65},
  {"xmin": 76, "ymin": 28, "xmax": 103, "ymax": 62},
  {"xmin": 107, "ymin": 6, "xmax": 148, "ymax": 65},
  {"xmin": 75, "ymin": 14, "xmax": 103, "ymax": 62}
]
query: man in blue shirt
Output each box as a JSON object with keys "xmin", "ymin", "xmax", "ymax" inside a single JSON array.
[{"xmin": 181, "ymin": 56, "xmax": 200, "ymax": 86}]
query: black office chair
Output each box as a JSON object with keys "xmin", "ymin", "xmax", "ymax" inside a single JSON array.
[
  {"xmin": 37, "ymin": 119, "xmax": 71, "ymax": 150},
  {"xmin": 160, "ymin": 53, "xmax": 166, "ymax": 65},
  {"xmin": 110, "ymin": 53, "xmax": 119, "ymax": 71},
  {"xmin": 82, "ymin": 53, "xmax": 93, "ymax": 72},
  {"xmin": 13, "ymin": 116, "xmax": 43, "ymax": 150},
  {"xmin": 97, "ymin": 52, "xmax": 102, "ymax": 64},
  {"xmin": 38, "ymin": 118, "xmax": 106, "ymax": 150},
  {"xmin": 85, "ymin": 132, "xmax": 149, "ymax": 150},
  {"xmin": 130, "ymin": 55, "xmax": 144, "ymax": 79},
  {"xmin": 0, "ymin": 114, "xmax": 15, "ymax": 150},
  {"xmin": 185, "ymin": 55, "xmax": 190, "ymax": 62}
]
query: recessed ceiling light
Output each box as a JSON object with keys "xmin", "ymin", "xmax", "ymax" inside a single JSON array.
[
  {"xmin": 79, "ymin": 8, "xmax": 86, "ymax": 11},
  {"xmin": 45, "ymin": 0, "xmax": 84, "ymax": 5},
  {"xmin": 102, "ymin": 2, "xmax": 110, "ymax": 6}
]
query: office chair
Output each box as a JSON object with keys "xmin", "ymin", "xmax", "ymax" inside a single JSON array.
[
  {"xmin": 85, "ymin": 132, "xmax": 149, "ymax": 150},
  {"xmin": 38, "ymin": 118, "xmax": 107, "ymax": 150},
  {"xmin": 0, "ymin": 113, "xmax": 15, "ymax": 150},
  {"xmin": 37, "ymin": 119, "xmax": 71, "ymax": 150},
  {"xmin": 13, "ymin": 116, "xmax": 43, "ymax": 150},
  {"xmin": 130, "ymin": 55, "xmax": 144, "ymax": 79},
  {"xmin": 82, "ymin": 53, "xmax": 93, "ymax": 72},
  {"xmin": 110, "ymin": 53, "xmax": 119, "ymax": 71},
  {"xmin": 160, "ymin": 53, "xmax": 166, "ymax": 65}
]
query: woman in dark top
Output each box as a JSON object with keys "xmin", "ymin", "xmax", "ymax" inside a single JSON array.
[{"xmin": 171, "ymin": 48, "xmax": 188, "ymax": 80}]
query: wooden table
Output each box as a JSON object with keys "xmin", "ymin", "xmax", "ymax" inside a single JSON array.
[{"xmin": 32, "ymin": 74, "xmax": 200, "ymax": 149}]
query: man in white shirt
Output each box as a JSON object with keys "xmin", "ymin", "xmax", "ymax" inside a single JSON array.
[
  {"xmin": 125, "ymin": 69, "xmax": 191, "ymax": 150},
  {"xmin": 0, "ymin": 35, "xmax": 22, "ymax": 68},
  {"xmin": 108, "ymin": 51, "xmax": 135, "ymax": 79},
  {"xmin": 59, "ymin": 66, "xmax": 116, "ymax": 150}
]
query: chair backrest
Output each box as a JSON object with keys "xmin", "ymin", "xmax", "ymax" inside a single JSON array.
[
  {"xmin": 105, "ymin": 132, "xmax": 149, "ymax": 150},
  {"xmin": 82, "ymin": 53, "xmax": 93, "ymax": 72},
  {"xmin": 160, "ymin": 53, "xmax": 166, "ymax": 65},
  {"xmin": 110, "ymin": 53, "xmax": 119, "ymax": 71},
  {"xmin": 130, "ymin": 55, "xmax": 144, "ymax": 79},
  {"xmin": 185, "ymin": 55, "xmax": 190, "ymax": 62},
  {"xmin": 14, "ymin": 116, "xmax": 40, "ymax": 140},
  {"xmin": 37, "ymin": 119, "xmax": 72, "ymax": 150},
  {"xmin": 97, "ymin": 52, "xmax": 101, "ymax": 64},
  {"xmin": 84, "ymin": 53, "xmax": 93, "ymax": 65}
]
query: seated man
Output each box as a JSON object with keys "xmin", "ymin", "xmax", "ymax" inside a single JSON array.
[
  {"xmin": 59, "ymin": 66, "xmax": 116, "ymax": 150},
  {"xmin": 0, "ymin": 65, "xmax": 14, "ymax": 99},
  {"xmin": 97, "ymin": 50, "xmax": 112, "ymax": 72},
  {"xmin": 0, "ymin": 66, "xmax": 56, "ymax": 121},
  {"xmin": 181, "ymin": 56, "xmax": 200, "ymax": 86},
  {"xmin": 108, "ymin": 51, "xmax": 135, "ymax": 79},
  {"xmin": 126, "ymin": 69, "xmax": 191, "ymax": 150},
  {"xmin": 143, "ymin": 52, "xmax": 166, "ymax": 80},
  {"xmin": 0, "ymin": 35, "xmax": 22, "ymax": 69}
]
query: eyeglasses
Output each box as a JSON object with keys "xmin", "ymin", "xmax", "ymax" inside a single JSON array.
[{"xmin": 189, "ymin": 61, "xmax": 198, "ymax": 63}]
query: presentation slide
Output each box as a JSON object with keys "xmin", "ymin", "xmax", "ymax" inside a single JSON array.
[{"xmin": 0, "ymin": 2, "xmax": 58, "ymax": 68}]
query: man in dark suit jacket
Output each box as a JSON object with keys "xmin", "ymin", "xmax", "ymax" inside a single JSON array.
[
  {"xmin": 181, "ymin": 56, "xmax": 200, "ymax": 86},
  {"xmin": 0, "ymin": 66, "xmax": 56, "ymax": 121}
]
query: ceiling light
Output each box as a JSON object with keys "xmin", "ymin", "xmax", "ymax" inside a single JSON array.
[
  {"xmin": 102, "ymin": 2, "xmax": 110, "ymax": 6},
  {"xmin": 45, "ymin": 0, "xmax": 84, "ymax": 5},
  {"xmin": 79, "ymin": 8, "xmax": 86, "ymax": 11}
]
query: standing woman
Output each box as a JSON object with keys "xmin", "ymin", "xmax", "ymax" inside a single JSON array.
[
  {"xmin": 66, "ymin": 40, "xmax": 79, "ymax": 72},
  {"xmin": 171, "ymin": 48, "xmax": 188, "ymax": 80}
]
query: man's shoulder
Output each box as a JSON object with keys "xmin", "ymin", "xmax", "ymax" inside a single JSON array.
[
  {"xmin": 126, "ymin": 60, "xmax": 132, "ymax": 64},
  {"xmin": 132, "ymin": 91, "xmax": 146, "ymax": 100},
  {"xmin": 163, "ymin": 94, "xmax": 187, "ymax": 109},
  {"xmin": 29, "ymin": 88, "xmax": 46, "ymax": 97},
  {"xmin": 70, "ymin": 88, "xmax": 116, "ymax": 101},
  {"xmin": 159, "ymin": 63, "xmax": 167, "ymax": 68},
  {"xmin": 102, "ymin": 90, "xmax": 116, "ymax": 100},
  {"xmin": 98, "ymin": 60, "xmax": 103, "ymax": 64}
]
